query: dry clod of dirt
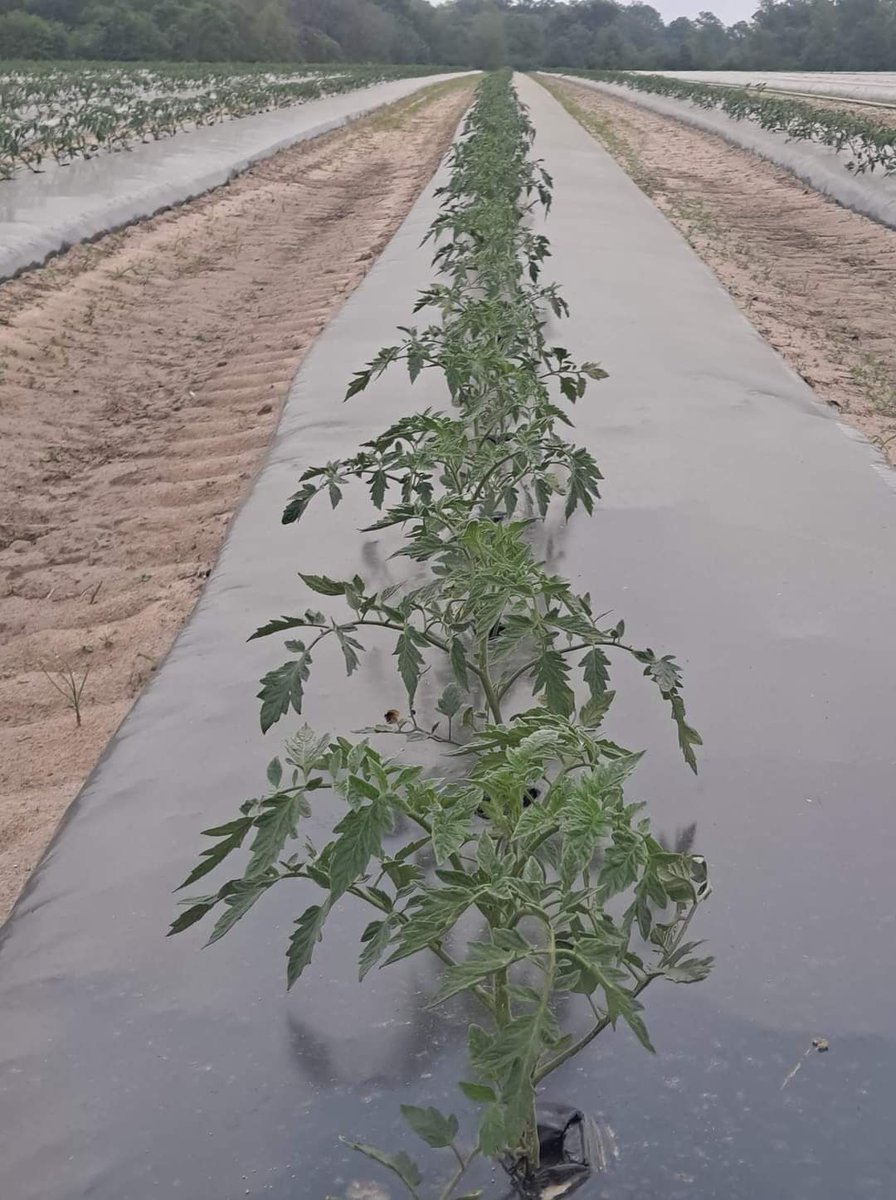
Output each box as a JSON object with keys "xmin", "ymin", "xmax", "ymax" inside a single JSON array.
[{"xmin": 0, "ymin": 80, "xmax": 474, "ymax": 920}]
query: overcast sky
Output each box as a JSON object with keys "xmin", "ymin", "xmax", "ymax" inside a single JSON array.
[
  {"xmin": 429, "ymin": 0, "xmax": 760, "ymax": 25},
  {"xmin": 650, "ymin": 0, "xmax": 758, "ymax": 20}
]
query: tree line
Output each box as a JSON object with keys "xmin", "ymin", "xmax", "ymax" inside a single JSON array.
[{"xmin": 1, "ymin": 0, "xmax": 896, "ymax": 71}]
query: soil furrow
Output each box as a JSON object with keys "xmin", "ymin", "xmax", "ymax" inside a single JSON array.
[{"xmin": 0, "ymin": 78, "xmax": 474, "ymax": 919}]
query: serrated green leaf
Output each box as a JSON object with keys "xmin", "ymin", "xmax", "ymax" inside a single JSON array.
[
  {"xmin": 665, "ymin": 954, "xmax": 714, "ymax": 983},
  {"xmin": 564, "ymin": 447, "xmax": 601, "ymax": 518},
  {"xmin": 299, "ymin": 573, "xmax": 348, "ymax": 597},
  {"xmin": 646, "ymin": 654, "xmax": 682, "ymax": 693},
  {"xmin": 168, "ymin": 898, "xmax": 215, "ymax": 936},
  {"xmin": 475, "ymin": 832, "xmax": 501, "ymax": 876},
  {"xmin": 400, "ymin": 1104, "xmax": 459, "ymax": 1148},
  {"xmin": 176, "ymin": 817, "xmax": 252, "ymax": 889},
  {"xmin": 359, "ymin": 916, "xmax": 396, "ymax": 981},
  {"xmin": 580, "ymin": 646, "xmax": 610, "ymax": 697},
  {"xmin": 558, "ymin": 788, "xmax": 612, "ymax": 888},
  {"xmin": 347, "ymin": 772, "xmax": 380, "ymax": 803},
  {"xmin": 477, "ymin": 1104, "xmax": 507, "ymax": 1156},
  {"xmin": 606, "ymin": 985, "xmax": 655, "ymax": 1053},
  {"xmin": 335, "ymin": 628, "xmax": 362, "ymax": 676},
  {"xmin": 599, "ymin": 836, "xmax": 648, "ymax": 898},
  {"xmin": 559, "ymin": 375, "xmax": 578, "ymax": 403},
  {"xmin": 248, "ymin": 614, "xmax": 310, "ymax": 642},
  {"xmin": 579, "ymin": 689, "xmax": 615, "ymax": 727},
  {"xmin": 206, "ymin": 876, "xmax": 274, "ymax": 945},
  {"xmin": 436, "ymin": 682, "xmax": 463, "ymax": 718},
  {"xmin": 329, "ymin": 802, "xmax": 391, "ymax": 901},
  {"xmin": 468, "ymin": 1008, "xmax": 549, "ymax": 1086},
  {"xmin": 670, "ymin": 692, "xmax": 702, "ymax": 774},
  {"xmin": 281, "ymin": 484, "xmax": 317, "ymax": 525},
  {"xmin": 287, "ymin": 902, "xmax": 330, "ymax": 988},
  {"xmin": 258, "ymin": 655, "xmax": 310, "ymax": 733},
  {"xmin": 449, "ymin": 637, "xmax": 469, "ymax": 689},
  {"xmin": 246, "ymin": 791, "xmax": 310, "ymax": 876},
  {"xmin": 533, "ymin": 647, "xmax": 575, "ymax": 717},
  {"xmin": 428, "ymin": 931, "xmax": 533, "ymax": 1006},
  {"xmin": 286, "ymin": 724, "xmax": 330, "ymax": 773},
  {"xmin": 430, "ymin": 805, "xmax": 471, "ymax": 866},
  {"xmin": 511, "ymin": 802, "xmax": 554, "ymax": 842},
  {"xmin": 370, "ymin": 469, "xmax": 387, "ymax": 509},
  {"xmin": 407, "ymin": 344, "xmax": 425, "ymax": 383},
  {"xmin": 385, "ymin": 885, "xmax": 482, "ymax": 965},
  {"xmin": 344, "ymin": 368, "xmax": 373, "ymax": 400},
  {"xmin": 394, "ymin": 628, "xmax": 425, "ymax": 705}
]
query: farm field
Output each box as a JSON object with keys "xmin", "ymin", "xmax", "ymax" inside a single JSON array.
[
  {"xmin": 542, "ymin": 75, "xmax": 896, "ymax": 465},
  {"xmin": 0, "ymin": 77, "xmax": 474, "ymax": 918},
  {"xmin": 0, "ymin": 68, "xmax": 470, "ymax": 282},
  {"xmin": 649, "ymin": 70, "xmax": 896, "ymax": 105},
  {"xmin": 0, "ymin": 60, "xmax": 448, "ymax": 178},
  {"xmin": 0, "ymin": 67, "xmax": 895, "ymax": 1200},
  {"xmin": 568, "ymin": 69, "xmax": 896, "ymax": 187}
]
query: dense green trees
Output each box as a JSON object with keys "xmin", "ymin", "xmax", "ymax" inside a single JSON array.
[
  {"xmin": 2, "ymin": 0, "xmax": 896, "ymax": 70},
  {"xmin": 0, "ymin": 0, "xmax": 299, "ymax": 60}
]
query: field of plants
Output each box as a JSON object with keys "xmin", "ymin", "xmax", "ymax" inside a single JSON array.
[
  {"xmin": 574, "ymin": 70, "xmax": 896, "ymax": 177},
  {"xmin": 650, "ymin": 70, "xmax": 896, "ymax": 106},
  {"xmin": 0, "ymin": 60, "xmax": 445, "ymax": 179},
  {"xmin": 2, "ymin": 59, "xmax": 896, "ymax": 1200}
]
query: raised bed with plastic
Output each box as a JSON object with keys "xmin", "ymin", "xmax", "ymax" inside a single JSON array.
[{"xmin": 0, "ymin": 71, "xmax": 894, "ymax": 1200}]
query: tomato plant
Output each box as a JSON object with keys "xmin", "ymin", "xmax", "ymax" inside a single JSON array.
[
  {"xmin": 0, "ymin": 62, "xmax": 452, "ymax": 180},
  {"xmin": 172, "ymin": 71, "xmax": 711, "ymax": 1197},
  {"xmin": 570, "ymin": 69, "xmax": 896, "ymax": 177}
]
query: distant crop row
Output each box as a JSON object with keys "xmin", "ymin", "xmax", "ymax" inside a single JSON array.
[
  {"xmin": 576, "ymin": 70, "xmax": 896, "ymax": 178},
  {"xmin": 0, "ymin": 62, "xmax": 449, "ymax": 180}
]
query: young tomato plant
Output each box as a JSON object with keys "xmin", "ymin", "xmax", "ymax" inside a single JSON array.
[
  {"xmin": 575, "ymin": 70, "xmax": 896, "ymax": 178},
  {"xmin": 172, "ymin": 72, "xmax": 711, "ymax": 1198}
]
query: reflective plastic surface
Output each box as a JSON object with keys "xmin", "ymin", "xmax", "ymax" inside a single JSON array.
[{"xmin": 0, "ymin": 74, "xmax": 469, "ymax": 281}]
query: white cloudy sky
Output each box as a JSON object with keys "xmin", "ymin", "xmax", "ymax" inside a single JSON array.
[
  {"xmin": 651, "ymin": 0, "xmax": 758, "ymax": 20},
  {"xmin": 428, "ymin": 0, "xmax": 759, "ymax": 24}
]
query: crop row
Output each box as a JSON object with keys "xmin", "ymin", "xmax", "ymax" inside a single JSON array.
[
  {"xmin": 0, "ymin": 60, "xmax": 425, "ymax": 110},
  {"xmin": 575, "ymin": 70, "xmax": 896, "ymax": 177},
  {"xmin": 0, "ymin": 63, "xmax": 449, "ymax": 180},
  {"xmin": 172, "ymin": 71, "xmax": 711, "ymax": 1195}
]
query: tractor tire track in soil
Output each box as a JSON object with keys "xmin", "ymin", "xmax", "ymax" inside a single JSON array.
[
  {"xmin": 0, "ymin": 79, "xmax": 474, "ymax": 920},
  {"xmin": 542, "ymin": 77, "xmax": 896, "ymax": 469}
]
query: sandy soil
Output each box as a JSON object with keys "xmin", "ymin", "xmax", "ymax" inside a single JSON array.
[
  {"xmin": 542, "ymin": 77, "xmax": 896, "ymax": 467},
  {"xmin": 0, "ymin": 79, "xmax": 474, "ymax": 921}
]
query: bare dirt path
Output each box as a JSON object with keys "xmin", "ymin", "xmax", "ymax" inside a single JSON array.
[
  {"xmin": 541, "ymin": 77, "xmax": 896, "ymax": 467},
  {"xmin": 0, "ymin": 79, "xmax": 474, "ymax": 920}
]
